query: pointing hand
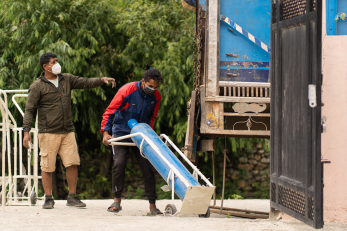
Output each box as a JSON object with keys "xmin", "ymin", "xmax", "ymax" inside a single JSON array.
[{"xmin": 101, "ymin": 77, "xmax": 116, "ymax": 88}]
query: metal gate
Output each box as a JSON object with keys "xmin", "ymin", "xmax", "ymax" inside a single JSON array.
[{"xmin": 270, "ymin": 0, "xmax": 323, "ymax": 229}]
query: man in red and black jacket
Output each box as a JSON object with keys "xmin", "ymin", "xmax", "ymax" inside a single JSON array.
[{"xmin": 100, "ymin": 65, "xmax": 163, "ymax": 215}]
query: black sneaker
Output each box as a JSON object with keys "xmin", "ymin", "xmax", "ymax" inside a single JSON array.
[
  {"xmin": 42, "ymin": 198, "xmax": 55, "ymax": 209},
  {"xmin": 66, "ymin": 196, "xmax": 86, "ymax": 207}
]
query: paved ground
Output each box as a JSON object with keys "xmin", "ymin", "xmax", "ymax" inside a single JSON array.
[{"xmin": 0, "ymin": 199, "xmax": 346, "ymax": 231}]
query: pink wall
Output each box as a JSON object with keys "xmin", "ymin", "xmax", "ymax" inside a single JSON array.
[{"xmin": 322, "ymin": 0, "xmax": 347, "ymax": 224}]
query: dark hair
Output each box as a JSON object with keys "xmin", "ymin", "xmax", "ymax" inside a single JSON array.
[
  {"xmin": 40, "ymin": 52, "xmax": 57, "ymax": 70},
  {"xmin": 143, "ymin": 64, "xmax": 163, "ymax": 83}
]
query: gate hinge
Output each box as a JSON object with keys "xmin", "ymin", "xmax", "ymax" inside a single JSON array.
[
  {"xmin": 321, "ymin": 116, "xmax": 327, "ymax": 133},
  {"xmin": 308, "ymin": 84, "xmax": 317, "ymax": 108}
]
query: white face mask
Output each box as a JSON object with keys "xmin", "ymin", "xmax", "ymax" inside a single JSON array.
[{"xmin": 47, "ymin": 63, "xmax": 61, "ymax": 75}]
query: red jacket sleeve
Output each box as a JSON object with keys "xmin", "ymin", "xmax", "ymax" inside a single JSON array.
[{"xmin": 100, "ymin": 88, "xmax": 127, "ymax": 133}]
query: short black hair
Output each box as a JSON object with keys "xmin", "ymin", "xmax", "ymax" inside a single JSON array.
[
  {"xmin": 40, "ymin": 52, "xmax": 57, "ymax": 70},
  {"xmin": 143, "ymin": 64, "xmax": 163, "ymax": 83}
]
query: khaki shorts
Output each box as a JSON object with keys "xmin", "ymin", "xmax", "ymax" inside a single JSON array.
[{"xmin": 38, "ymin": 132, "xmax": 80, "ymax": 172}]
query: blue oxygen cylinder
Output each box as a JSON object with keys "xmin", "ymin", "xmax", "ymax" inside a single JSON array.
[{"xmin": 128, "ymin": 119, "xmax": 200, "ymax": 200}]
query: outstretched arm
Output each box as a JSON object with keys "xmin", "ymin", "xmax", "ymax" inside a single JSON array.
[{"xmin": 69, "ymin": 74, "xmax": 116, "ymax": 89}]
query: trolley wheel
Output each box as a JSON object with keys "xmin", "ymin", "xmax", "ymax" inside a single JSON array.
[
  {"xmin": 30, "ymin": 192, "xmax": 37, "ymax": 205},
  {"xmin": 198, "ymin": 208, "xmax": 210, "ymax": 218},
  {"xmin": 164, "ymin": 204, "xmax": 177, "ymax": 215}
]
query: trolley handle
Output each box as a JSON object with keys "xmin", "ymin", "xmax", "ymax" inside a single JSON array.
[{"xmin": 159, "ymin": 134, "xmax": 214, "ymax": 187}]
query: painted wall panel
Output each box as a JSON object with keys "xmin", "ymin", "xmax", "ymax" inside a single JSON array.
[{"xmin": 219, "ymin": 0, "xmax": 271, "ymax": 82}]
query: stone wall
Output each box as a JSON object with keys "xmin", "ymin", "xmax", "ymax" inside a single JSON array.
[{"xmin": 223, "ymin": 143, "xmax": 270, "ymax": 198}]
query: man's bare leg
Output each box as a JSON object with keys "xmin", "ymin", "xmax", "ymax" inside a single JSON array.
[
  {"xmin": 109, "ymin": 198, "xmax": 121, "ymax": 211},
  {"xmin": 150, "ymin": 203, "xmax": 157, "ymax": 213},
  {"xmin": 42, "ymin": 171, "xmax": 55, "ymax": 209},
  {"xmin": 65, "ymin": 165, "xmax": 85, "ymax": 207},
  {"xmin": 42, "ymin": 171, "xmax": 52, "ymax": 195},
  {"xmin": 66, "ymin": 165, "xmax": 78, "ymax": 194}
]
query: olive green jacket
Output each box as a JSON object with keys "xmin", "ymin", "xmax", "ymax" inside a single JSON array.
[{"xmin": 23, "ymin": 72, "xmax": 104, "ymax": 133}]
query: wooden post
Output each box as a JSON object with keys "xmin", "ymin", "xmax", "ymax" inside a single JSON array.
[{"xmin": 220, "ymin": 136, "xmax": 227, "ymax": 214}]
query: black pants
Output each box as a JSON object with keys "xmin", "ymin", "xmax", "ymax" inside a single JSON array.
[{"xmin": 112, "ymin": 145, "xmax": 157, "ymax": 204}]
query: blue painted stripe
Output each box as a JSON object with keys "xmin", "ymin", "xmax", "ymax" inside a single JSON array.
[
  {"xmin": 255, "ymin": 38, "xmax": 262, "ymax": 48},
  {"xmin": 221, "ymin": 15, "xmax": 271, "ymax": 54},
  {"xmin": 220, "ymin": 69, "xmax": 269, "ymax": 83},
  {"xmin": 220, "ymin": 66, "xmax": 269, "ymax": 70},
  {"xmin": 220, "ymin": 61, "xmax": 270, "ymax": 68}
]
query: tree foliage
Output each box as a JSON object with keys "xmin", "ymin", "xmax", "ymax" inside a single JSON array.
[
  {"xmin": 113, "ymin": 0, "xmax": 194, "ymax": 142},
  {"xmin": 0, "ymin": 0, "xmax": 194, "ymax": 143},
  {"xmin": 0, "ymin": 0, "xmax": 196, "ymax": 198}
]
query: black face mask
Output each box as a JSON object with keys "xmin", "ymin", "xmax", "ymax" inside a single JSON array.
[{"xmin": 143, "ymin": 83, "xmax": 156, "ymax": 95}]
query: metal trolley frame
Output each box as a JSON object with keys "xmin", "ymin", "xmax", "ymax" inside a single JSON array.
[
  {"xmin": 1, "ymin": 89, "xmax": 43, "ymax": 212},
  {"xmin": 109, "ymin": 132, "xmax": 214, "ymax": 217}
]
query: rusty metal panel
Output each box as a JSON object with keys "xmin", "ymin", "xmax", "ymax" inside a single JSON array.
[
  {"xmin": 205, "ymin": 102, "xmax": 220, "ymax": 130},
  {"xmin": 198, "ymin": 0, "xmax": 272, "ymax": 138},
  {"xmin": 200, "ymin": 85, "xmax": 207, "ymax": 134},
  {"xmin": 219, "ymin": 102, "xmax": 224, "ymax": 129}
]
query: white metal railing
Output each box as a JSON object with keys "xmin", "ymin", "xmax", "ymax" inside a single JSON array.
[
  {"xmin": 0, "ymin": 90, "xmax": 7, "ymax": 212},
  {"xmin": 12, "ymin": 94, "xmax": 28, "ymax": 117},
  {"xmin": 0, "ymin": 89, "xmax": 42, "ymax": 212},
  {"xmin": 219, "ymin": 81, "xmax": 271, "ymax": 98},
  {"xmin": 3, "ymin": 90, "xmax": 29, "ymax": 93}
]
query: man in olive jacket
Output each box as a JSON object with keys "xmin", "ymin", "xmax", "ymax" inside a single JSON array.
[{"xmin": 23, "ymin": 52, "xmax": 115, "ymax": 209}]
